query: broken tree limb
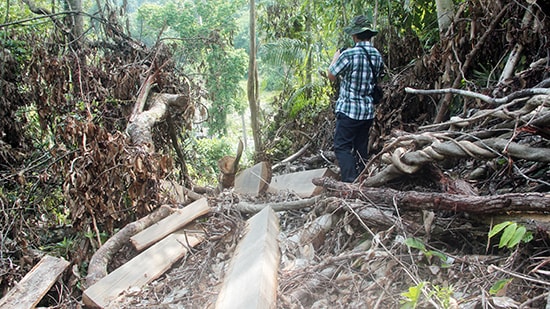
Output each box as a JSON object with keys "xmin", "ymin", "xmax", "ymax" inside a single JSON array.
[
  {"xmin": 272, "ymin": 142, "xmax": 311, "ymax": 170},
  {"xmin": 497, "ymin": 4, "xmax": 534, "ymax": 85},
  {"xmin": 85, "ymin": 205, "xmax": 174, "ymax": 289},
  {"xmin": 126, "ymin": 92, "xmax": 189, "ymax": 151},
  {"xmin": 235, "ymin": 196, "xmax": 322, "ymax": 214},
  {"xmin": 419, "ymin": 94, "xmax": 550, "ymax": 131},
  {"xmin": 313, "ymin": 177, "xmax": 550, "ymax": 214},
  {"xmin": 130, "ymin": 72, "xmax": 157, "ymax": 123}
]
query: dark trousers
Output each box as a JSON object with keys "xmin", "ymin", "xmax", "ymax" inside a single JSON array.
[{"xmin": 334, "ymin": 113, "xmax": 373, "ymax": 182}]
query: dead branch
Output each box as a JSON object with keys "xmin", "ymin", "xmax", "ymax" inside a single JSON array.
[
  {"xmin": 405, "ymin": 87, "xmax": 550, "ymax": 105},
  {"xmin": 235, "ymin": 196, "xmax": 322, "ymax": 214},
  {"xmin": 313, "ymin": 177, "xmax": 550, "ymax": 214},
  {"xmin": 272, "ymin": 142, "xmax": 311, "ymax": 170}
]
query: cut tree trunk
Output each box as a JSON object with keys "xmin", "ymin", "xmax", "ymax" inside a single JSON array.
[
  {"xmin": 234, "ymin": 161, "xmax": 272, "ymax": 196},
  {"xmin": 218, "ymin": 139, "xmax": 244, "ymax": 190}
]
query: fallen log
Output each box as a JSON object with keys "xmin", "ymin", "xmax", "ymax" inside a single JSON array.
[
  {"xmin": 361, "ymin": 135, "xmax": 550, "ymax": 187},
  {"xmin": 313, "ymin": 177, "xmax": 550, "ymax": 214}
]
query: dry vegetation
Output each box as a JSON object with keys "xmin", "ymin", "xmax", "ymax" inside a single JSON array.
[{"xmin": 1, "ymin": 1, "xmax": 550, "ymax": 308}]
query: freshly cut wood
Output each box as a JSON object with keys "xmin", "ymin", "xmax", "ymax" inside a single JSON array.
[
  {"xmin": 85, "ymin": 205, "xmax": 175, "ymax": 288},
  {"xmin": 130, "ymin": 197, "xmax": 210, "ymax": 251},
  {"xmin": 234, "ymin": 161, "xmax": 272, "ymax": 196},
  {"xmin": 215, "ymin": 206, "xmax": 280, "ymax": 309},
  {"xmin": 218, "ymin": 139, "xmax": 244, "ymax": 190},
  {"xmin": 0, "ymin": 255, "xmax": 70, "ymax": 309},
  {"xmin": 83, "ymin": 230, "xmax": 204, "ymax": 308},
  {"xmin": 268, "ymin": 168, "xmax": 338, "ymax": 198}
]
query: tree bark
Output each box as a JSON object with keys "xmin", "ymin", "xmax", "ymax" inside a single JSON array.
[
  {"xmin": 313, "ymin": 177, "xmax": 550, "ymax": 214},
  {"xmin": 248, "ymin": 0, "xmax": 262, "ymax": 160}
]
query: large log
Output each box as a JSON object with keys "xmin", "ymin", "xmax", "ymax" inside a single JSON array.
[
  {"xmin": 313, "ymin": 177, "xmax": 550, "ymax": 214},
  {"xmin": 234, "ymin": 162, "xmax": 272, "ymax": 196}
]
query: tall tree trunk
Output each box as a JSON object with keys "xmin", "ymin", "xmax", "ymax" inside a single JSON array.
[
  {"xmin": 248, "ymin": 0, "xmax": 262, "ymax": 160},
  {"xmin": 65, "ymin": 0, "xmax": 83, "ymax": 46}
]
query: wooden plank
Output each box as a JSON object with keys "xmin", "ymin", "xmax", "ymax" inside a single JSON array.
[
  {"xmin": 267, "ymin": 168, "xmax": 338, "ymax": 197},
  {"xmin": 130, "ymin": 197, "xmax": 210, "ymax": 251},
  {"xmin": 234, "ymin": 162, "xmax": 272, "ymax": 196},
  {"xmin": 83, "ymin": 230, "xmax": 204, "ymax": 308},
  {"xmin": 0, "ymin": 255, "xmax": 70, "ymax": 309},
  {"xmin": 215, "ymin": 206, "xmax": 280, "ymax": 309}
]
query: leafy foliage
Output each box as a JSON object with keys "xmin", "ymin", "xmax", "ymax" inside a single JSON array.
[
  {"xmin": 405, "ymin": 237, "xmax": 453, "ymax": 267},
  {"xmin": 186, "ymin": 136, "xmax": 233, "ymax": 186},
  {"xmin": 488, "ymin": 221, "xmax": 533, "ymax": 249},
  {"xmin": 135, "ymin": 0, "xmax": 248, "ymax": 137}
]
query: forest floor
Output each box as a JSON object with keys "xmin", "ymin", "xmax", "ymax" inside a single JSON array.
[{"xmin": 105, "ymin": 169, "xmax": 550, "ymax": 309}]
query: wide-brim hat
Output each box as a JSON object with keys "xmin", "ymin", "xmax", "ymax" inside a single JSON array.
[{"xmin": 344, "ymin": 15, "xmax": 378, "ymax": 36}]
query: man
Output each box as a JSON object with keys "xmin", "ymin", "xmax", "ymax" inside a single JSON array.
[{"xmin": 327, "ymin": 15, "xmax": 383, "ymax": 183}]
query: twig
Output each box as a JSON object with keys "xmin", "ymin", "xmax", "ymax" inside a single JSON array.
[
  {"xmin": 405, "ymin": 86, "xmax": 550, "ymax": 105},
  {"xmin": 488, "ymin": 264, "xmax": 550, "ymax": 287}
]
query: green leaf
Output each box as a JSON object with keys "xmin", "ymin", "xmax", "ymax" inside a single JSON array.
[
  {"xmin": 400, "ymin": 282, "xmax": 426, "ymax": 308},
  {"xmin": 523, "ymin": 231, "xmax": 534, "ymax": 243},
  {"xmin": 489, "ymin": 278, "xmax": 512, "ymax": 295},
  {"xmin": 489, "ymin": 221, "xmax": 511, "ymax": 239},
  {"xmin": 405, "ymin": 238, "xmax": 426, "ymax": 251},
  {"xmin": 507, "ymin": 226, "xmax": 526, "ymax": 248},
  {"xmin": 499, "ymin": 223, "xmax": 517, "ymax": 248},
  {"xmin": 430, "ymin": 250, "xmax": 448, "ymax": 263}
]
